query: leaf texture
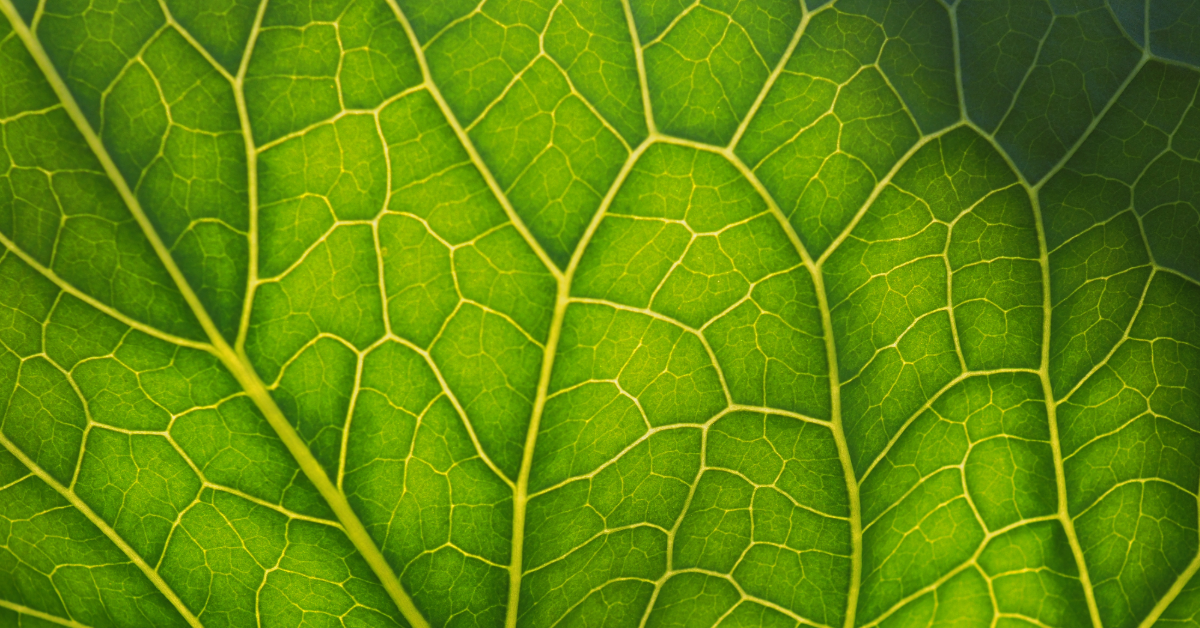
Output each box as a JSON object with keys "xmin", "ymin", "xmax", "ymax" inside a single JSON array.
[{"xmin": 0, "ymin": 1, "xmax": 1199, "ymax": 627}]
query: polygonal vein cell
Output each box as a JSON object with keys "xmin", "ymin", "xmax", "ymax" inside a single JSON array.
[{"xmin": 2, "ymin": 0, "xmax": 1200, "ymax": 627}]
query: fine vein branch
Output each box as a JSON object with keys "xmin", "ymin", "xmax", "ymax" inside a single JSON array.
[
  {"xmin": 0, "ymin": 4, "xmax": 429, "ymax": 628},
  {"xmin": 0, "ymin": 431, "xmax": 204, "ymax": 628},
  {"xmin": 1, "ymin": 2, "xmax": 1198, "ymax": 628}
]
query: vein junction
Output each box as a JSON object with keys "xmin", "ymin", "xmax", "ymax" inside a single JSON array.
[{"xmin": 0, "ymin": 1, "xmax": 1198, "ymax": 628}]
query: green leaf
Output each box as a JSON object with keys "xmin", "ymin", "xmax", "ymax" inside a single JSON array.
[{"xmin": 0, "ymin": 1, "xmax": 1198, "ymax": 627}]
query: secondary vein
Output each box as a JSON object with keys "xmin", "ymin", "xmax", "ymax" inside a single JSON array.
[
  {"xmin": 1029, "ymin": 182, "xmax": 1106, "ymax": 628},
  {"xmin": 504, "ymin": 137, "xmax": 653, "ymax": 628},
  {"xmin": 0, "ymin": 431, "xmax": 204, "ymax": 628},
  {"xmin": 0, "ymin": 5, "xmax": 429, "ymax": 627},
  {"xmin": 382, "ymin": 0, "xmax": 564, "ymax": 282}
]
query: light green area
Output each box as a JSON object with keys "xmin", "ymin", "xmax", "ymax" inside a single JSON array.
[
  {"xmin": 642, "ymin": 0, "xmax": 803, "ymax": 145},
  {"xmin": 2, "ymin": 0, "xmax": 1200, "ymax": 627},
  {"xmin": 470, "ymin": 57, "xmax": 628, "ymax": 268}
]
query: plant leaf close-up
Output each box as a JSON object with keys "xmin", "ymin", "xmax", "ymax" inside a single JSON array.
[{"xmin": 1, "ymin": 0, "xmax": 1199, "ymax": 627}]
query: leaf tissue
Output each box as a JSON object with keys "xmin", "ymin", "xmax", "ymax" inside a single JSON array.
[{"xmin": 0, "ymin": 0, "xmax": 1199, "ymax": 627}]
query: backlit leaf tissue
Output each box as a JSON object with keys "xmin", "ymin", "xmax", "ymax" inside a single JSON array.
[{"xmin": 0, "ymin": 0, "xmax": 1198, "ymax": 627}]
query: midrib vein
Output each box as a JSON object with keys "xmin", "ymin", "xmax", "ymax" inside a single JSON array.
[{"xmin": 0, "ymin": 5, "xmax": 429, "ymax": 628}]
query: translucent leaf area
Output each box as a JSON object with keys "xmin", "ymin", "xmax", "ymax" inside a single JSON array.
[{"xmin": 1, "ymin": 0, "xmax": 1199, "ymax": 627}]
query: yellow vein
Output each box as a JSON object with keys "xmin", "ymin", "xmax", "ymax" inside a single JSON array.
[
  {"xmin": 1143, "ymin": 0, "xmax": 1151, "ymax": 49},
  {"xmin": 619, "ymin": 0, "xmax": 656, "ymax": 135},
  {"xmin": 810, "ymin": 228, "xmax": 862, "ymax": 628},
  {"xmin": 0, "ymin": 102, "xmax": 60, "ymax": 123},
  {"xmin": 1075, "ymin": 479, "xmax": 1199, "ymax": 522},
  {"xmin": 734, "ymin": 150, "xmax": 863, "ymax": 628},
  {"xmin": 29, "ymin": 0, "xmax": 43, "ymax": 30},
  {"xmin": 941, "ymin": 212, "xmax": 969, "ymax": 373},
  {"xmin": 525, "ymin": 524, "xmax": 670, "ymax": 578},
  {"xmin": 544, "ymin": 53, "xmax": 634, "ymax": 153},
  {"xmin": 727, "ymin": 5, "xmax": 821, "ymax": 151},
  {"xmin": 1136, "ymin": 530, "xmax": 1200, "ymax": 627},
  {"xmin": 636, "ymin": 416, "xmax": 708, "ymax": 628},
  {"xmin": 382, "ymin": 0, "xmax": 564, "ymax": 281},
  {"xmin": 418, "ymin": 2, "xmax": 484, "ymax": 52},
  {"xmin": 154, "ymin": 1, "xmax": 234, "ymax": 84},
  {"xmin": 988, "ymin": 21, "xmax": 1054, "ymax": 144},
  {"xmin": 505, "ymin": 137, "xmax": 653, "ymax": 628},
  {"xmin": 234, "ymin": 0, "xmax": 269, "ymax": 353},
  {"xmin": 252, "ymin": 84, "xmax": 423, "ymax": 153},
  {"xmin": 207, "ymin": 482, "xmax": 338, "ymax": 528},
  {"xmin": 0, "ymin": 432, "xmax": 204, "ymax": 628},
  {"xmin": 1057, "ymin": 270, "xmax": 1155, "ymax": 404},
  {"xmin": 461, "ymin": 54, "xmax": 541, "ymax": 134},
  {"xmin": 339, "ymin": 343, "xmax": 368, "ymax": 493},
  {"xmin": 676, "ymin": 568, "xmax": 833, "ymax": 628},
  {"xmin": 650, "ymin": 131, "xmax": 866, "ymax": 628},
  {"xmin": 97, "ymin": 24, "xmax": 168, "ymax": 105},
  {"xmin": 0, "ymin": 235, "xmax": 212, "ymax": 352},
  {"xmin": 0, "ymin": 599, "xmax": 93, "ymax": 628},
  {"xmin": 947, "ymin": 1, "xmax": 968, "ymax": 123},
  {"xmin": 0, "ymin": 0, "xmax": 229, "ymax": 356},
  {"xmin": 1028, "ymin": 188, "xmax": 1106, "ymax": 628},
  {"xmin": 996, "ymin": 51, "xmax": 1164, "ymax": 628},
  {"xmin": 386, "ymin": 333, "xmax": 516, "ymax": 489},
  {"xmin": 0, "ymin": 6, "xmax": 430, "ymax": 627},
  {"xmin": 858, "ymin": 515, "xmax": 1061, "ymax": 628},
  {"xmin": 817, "ymin": 125, "xmax": 956, "ymax": 266},
  {"xmin": 0, "ymin": 469, "xmax": 31, "ymax": 493},
  {"xmin": 566, "ymin": 296, "xmax": 736, "ymax": 406},
  {"xmin": 210, "ymin": 347, "xmax": 430, "ymax": 628},
  {"xmin": 641, "ymin": 0, "xmax": 702, "ymax": 49},
  {"xmin": 1032, "ymin": 53, "xmax": 1148, "ymax": 191}
]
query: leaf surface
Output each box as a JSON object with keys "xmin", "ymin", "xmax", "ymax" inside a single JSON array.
[{"xmin": 1, "ymin": 1, "xmax": 1199, "ymax": 627}]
